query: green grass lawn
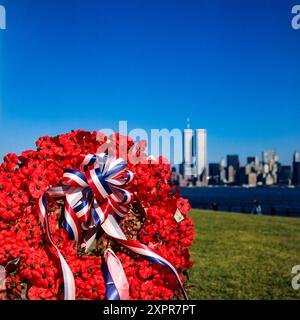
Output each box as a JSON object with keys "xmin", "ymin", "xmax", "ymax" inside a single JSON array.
[{"xmin": 188, "ymin": 210, "xmax": 300, "ymax": 299}]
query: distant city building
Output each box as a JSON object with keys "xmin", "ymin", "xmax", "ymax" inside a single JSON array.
[
  {"xmin": 293, "ymin": 163, "xmax": 300, "ymax": 185},
  {"xmin": 238, "ymin": 167, "xmax": 247, "ymax": 185},
  {"xmin": 220, "ymin": 159, "xmax": 226, "ymax": 184},
  {"xmin": 183, "ymin": 124, "xmax": 194, "ymax": 179},
  {"xmin": 278, "ymin": 165, "xmax": 292, "ymax": 185},
  {"xmin": 181, "ymin": 120, "xmax": 208, "ymax": 186},
  {"xmin": 293, "ymin": 151, "xmax": 300, "ymax": 163},
  {"xmin": 227, "ymin": 166, "xmax": 235, "ymax": 184},
  {"xmin": 262, "ymin": 150, "xmax": 278, "ymax": 185},
  {"xmin": 227, "ymin": 155, "xmax": 239, "ymax": 171},
  {"xmin": 263, "ymin": 150, "xmax": 279, "ymax": 164},
  {"xmin": 245, "ymin": 163, "xmax": 252, "ymax": 175},
  {"xmin": 209, "ymin": 163, "xmax": 220, "ymax": 185},
  {"xmin": 247, "ymin": 157, "xmax": 255, "ymax": 165},
  {"xmin": 248, "ymin": 172, "xmax": 257, "ymax": 187},
  {"xmin": 293, "ymin": 151, "xmax": 300, "ymax": 185},
  {"xmin": 171, "ymin": 166, "xmax": 180, "ymax": 185},
  {"xmin": 196, "ymin": 129, "xmax": 207, "ymax": 186},
  {"xmin": 247, "ymin": 158, "xmax": 258, "ymax": 186},
  {"xmin": 179, "ymin": 163, "xmax": 184, "ymax": 176},
  {"xmin": 226, "ymin": 155, "xmax": 239, "ymax": 184},
  {"xmin": 254, "ymin": 156, "xmax": 260, "ymax": 172}
]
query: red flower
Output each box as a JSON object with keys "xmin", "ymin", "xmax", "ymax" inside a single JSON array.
[{"xmin": 176, "ymin": 197, "xmax": 191, "ymax": 215}]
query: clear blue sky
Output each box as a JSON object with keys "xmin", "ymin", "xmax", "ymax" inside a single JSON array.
[{"xmin": 0, "ymin": 0, "xmax": 299, "ymax": 164}]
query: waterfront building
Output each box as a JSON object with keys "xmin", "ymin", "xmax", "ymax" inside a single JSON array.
[
  {"xmin": 254, "ymin": 156, "xmax": 260, "ymax": 171},
  {"xmin": 220, "ymin": 159, "xmax": 227, "ymax": 184},
  {"xmin": 293, "ymin": 151, "xmax": 300, "ymax": 185},
  {"xmin": 247, "ymin": 156, "xmax": 259, "ymax": 173},
  {"xmin": 209, "ymin": 163, "xmax": 220, "ymax": 185},
  {"xmin": 263, "ymin": 163, "xmax": 269, "ymax": 174},
  {"xmin": 227, "ymin": 155, "xmax": 239, "ymax": 171},
  {"xmin": 263, "ymin": 151, "xmax": 277, "ymax": 163},
  {"xmin": 227, "ymin": 166, "xmax": 235, "ymax": 184},
  {"xmin": 196, "ymin": 129, "xmax": 208, "ymax": 186},
  {"xmin": 278, "ymin": 165, "xmax": 292, "ymax": 185},
  {"xmin": 294, "ymin": 151, "xmax": 300, "ymax": 163},
  {"xmin": 293, "ymin": 163, "xmax": 300, "ymax": 185},
  {"xmin": 245, "ymin": 163, "xmax": 252, "ymax": 175},
  {"xmin": 179, "ymin": 163, "xmax": 184, "ymax": 176},
  {"xmin": 247, "ymin": 157, "xmax": 255, "ymax": 165},
  {"xmin": 265, "ymin": 173, "xmax": 275, "ymax": 185},
  {"xmin": 248, "ymin": 172, "xmax": 257, "ymax": 187},
  {"xmin": 181, "ymin": 119, "xmax": 208, "ymax": 186},
  {"xmin": 171, "ymin": 166, "xmax": 180, "ymax": 185},
  {"xmin": 262, "ymin": 150, "xmax": 278, "ymax": 185},
  {"xmin": 226, "ymin": 155, "xmax": 239, "ymax": 184},
  {"xmin": 238, "ymin": 166, "xmax": 247, "ymax": 185},
  {"xmin": 183, "ymin": 122, "xmax": 194, "ymax": 179}
]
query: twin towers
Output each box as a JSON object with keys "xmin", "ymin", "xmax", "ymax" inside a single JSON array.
[{"xmin": 183, "ymin": 119, "xmax": 208, "ymax": 185}]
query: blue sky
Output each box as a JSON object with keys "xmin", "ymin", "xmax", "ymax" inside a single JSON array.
[{"xmin": 0, "ymin": 0, "xmax": 299, "ymax": 164}]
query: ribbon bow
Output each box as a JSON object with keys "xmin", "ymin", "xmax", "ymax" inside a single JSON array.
[
  {"xmin": 37, "ymin": 153, "xmax": 188, "ymax": 300},
  {"xmin": 61, "ymin": 153, "xmax": 133, "ymax": 251}
]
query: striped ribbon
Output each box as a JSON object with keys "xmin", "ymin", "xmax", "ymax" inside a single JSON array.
[
  {"xmin": 104, "ymin": 248, "xmax": 129, "ymax": 300},
  {"xmin": 37, "ymin": 153, "xmax": 188, "ymax": 300}
]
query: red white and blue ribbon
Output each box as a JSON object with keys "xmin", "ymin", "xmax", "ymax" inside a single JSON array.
[
  {"xmin": 103, "ymin": 248, "xmax": 129, "ymax": 300},
  {"xmin": 38, "ymin": 193, "xmax": 76, "ymax": 300},
  {"xmin": 37, "ymin": 153, "xmax": 188, "ymax": 300}
]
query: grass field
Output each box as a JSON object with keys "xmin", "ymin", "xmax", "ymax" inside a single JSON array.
[{"xmin": 188, "ymin": 210, "xmax": 300, "ymax": 299}]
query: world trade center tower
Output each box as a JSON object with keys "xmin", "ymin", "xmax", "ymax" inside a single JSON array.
[{"xmin": 183, "ymin": 119, "xmax": 207, "ymax": 186}]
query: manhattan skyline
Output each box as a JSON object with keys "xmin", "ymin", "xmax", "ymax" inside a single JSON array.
[{"xmin": 0, "ymin": 0, "xmax": 300, "ymax": 164}]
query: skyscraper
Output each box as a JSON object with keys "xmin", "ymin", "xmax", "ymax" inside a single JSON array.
[
  {"xmin": 220, "ymin": 159, "xmax": 226, "ymax": 184},
  {"xmin": 183, "ymin": 119, "xmax": 194, "ymax": 178},
  {"xmin": 182, "ymin": 120, "xmax": 208, "ymax": 185},
  {"xmin": 294, "ymin": 151, "xmax": 300, "ymax": 163},
  {"xmin": 209, "ymin": 163, "xmax": 220, "ymax": 185},
  {"xmin": 196, "ymin": 129, "xmax": 207, "ymax": 185},
  {"xmin": 278, "ymin": 165, "xmax": 292, "ymax": 185},
  {"xmin": 293, "ymin": 151, "xmax": 300, "ymax": 185},
  {"xmin": 227, "ymin": 155, "xmax": 239, "ymax": 170},
  {"xmin": 247, "ymin": 157, "xmax": 255, "ymax": 165},
  {"xmin": 226, "ymin": 155, "xmax": 239, "ymax": 184},
  {"xmin": 263, "ymin": 151, "xmax": 278, "ymax": 164},
  {"xmin": 262, "ymin": 150, "xmax": 278, "ymax": 185}
]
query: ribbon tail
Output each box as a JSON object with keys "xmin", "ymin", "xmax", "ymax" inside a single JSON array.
[
  {"xmin": 55, "ymin": 247, "xmax": 76, "ymax": 300},
  {"xmin": 104, "ymin": 248, "xmax": 129, "ymax": 300},
  {"xmin": 37, "ymin": 194, "xmax": 76, "ymax": 300},
  {"xmin": 101, "ymin": 214, "xmax": 188, "ymax": 300}
]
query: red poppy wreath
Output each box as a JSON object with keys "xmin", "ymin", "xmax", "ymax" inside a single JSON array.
[{"xmin": 0, "ymin": 130, "xmax": 194, "ymax": 300}]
